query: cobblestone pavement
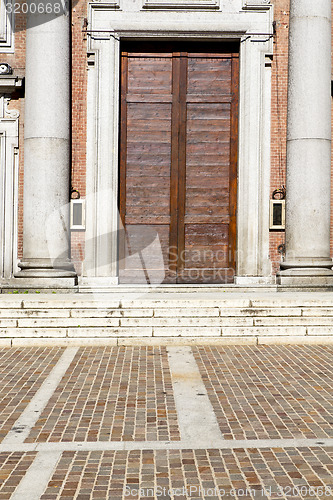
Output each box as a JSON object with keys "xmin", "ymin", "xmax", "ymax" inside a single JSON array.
[
  {"xmin": 38, "ymin": 448, "xmax": 333, "ymax": 500},
  {"xmin": 25, "ymin": 347, "xmax": 180, "ymax": 443},
  {"xmin": 0, "ymin": 346, "xmax": 332, "ymax": 499},
  {"xmin": 0, "ymin": 452, "xmax": 36, "ymax": 499},
  {"xmin": 193, "ymin": 346, "xmax": 333, "ymax": 440},
  {"xmin": 0, "ymin": 348, "xmax": 64, "ymax": 442}
]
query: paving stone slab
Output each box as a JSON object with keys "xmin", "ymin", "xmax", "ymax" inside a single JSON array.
[
  {"xmin": 220, "ymin": 307, "xmax": 303, "ymax": 317},
  {"xmin": 0, "ymin": 309, "xmax": 71, "ymax": 318},
  {"xmin": 22, "ymin": 299, "xmax": 121, "ymax": 309},
  {"xmin": 121, "ymin": 317, "xmax": 252, "ymax": 327},
  {"xmin": 302, "ymin": 308, "xmax": 333, "ymax": 316},
  {"xmin": 67, "ymin": 327, "xmax": 152, "ymax": 337},
  {"xmin": 118, "ymin": 337, "xmax": 257, "ymax": 346},
  {"xmin": 70, "ymin": 308, "xmax": 123, "ymax": 318},
  {"xmin": 251, "ymin": 295, "xmax": 333, "ymax": 308},
  {"xmin": 308, "ymin": 327, "xmax": 333, "ymax": 335},
  {"xmin": 254, "ymin": 317, "xmax": 333, "ymax": 327},
  {"xmin": 121, "ymin": 299, "xmax": 252, "ymax": 308},
  {"xmin": 71, "ymin": 308, "xmax": 154, "ymax": 318},
  {"xmin": 0, "ymin": 319, "xmax": 17, "ymax": 327},
  {"xmin": 17, "ymin": 317, "xmax": 120, "ymax": 328},
  {"xmin": 258, "ymin": 336, "xmax": 333, "ymax": 345},
  {"xmin": 153, "ymin": 327, "xmax": 222, "ymax": 337},
  {"xmin": 221, "ymin": 327, "xmax": 307, "ymax": 336},
  {"xmin": 154, "ymin": 308, "xmax": 219, "ymax": 317},
  {"xmin": 11, "ymin": 338, "xmax": 118, "ymax": 347},
  {"xmin": 0, "ymin": 299, "xmax": 23, "ymax": 308},
  {"xmin": 6, "ymin": 329, "xmax": 67, "ymax": 338},
  {"xmin": 0, "ymin": 339, "xmax": 11, "ymax": 347}
]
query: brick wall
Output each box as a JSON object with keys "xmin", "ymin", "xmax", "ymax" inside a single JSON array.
[
  {"xmin": 71, "ymin": 0, "xmax": 88, "ymax": 275},
  {"xmin": 2, "ymin": 0, "xmax": 332, "ymax": 280},
  {"xmin": 269, "ymin": 0, "xmax": 289, "ymax": 275}
]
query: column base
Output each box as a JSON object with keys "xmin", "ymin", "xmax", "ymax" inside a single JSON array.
[
  {"xmin": 2, "ymin": 277, "xmax": 78, "ymax": 291},
  {"xmin": 15, "ymin": 259, "xmax": 77, "ymax": 283},
  {"xmin": 277, "ymin": 267, "xmax": 333, "ymax": 286}
]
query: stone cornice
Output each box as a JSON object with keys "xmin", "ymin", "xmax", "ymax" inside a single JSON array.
[
  {"xmin": 243, "ymin": 0, "xmax": 271, "ymax": 10},
  {"xmin": 0, "ymin": 76, "xmax": 23, "ymax": 94}
]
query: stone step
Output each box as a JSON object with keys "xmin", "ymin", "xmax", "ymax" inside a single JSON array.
[{"xmin": 0, "ymin": 292, "xmax": 332, "ymax": 345}]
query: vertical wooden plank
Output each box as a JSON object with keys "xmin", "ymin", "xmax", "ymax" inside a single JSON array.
[
  {"xmin": 118, "ymin": 51, "xmax": 128, "ymax": 268},
  {"xmin": 229, "ymin": 53, "xmax": 239, "ymax": 274},
  {"xmin": 169, "ymin": 53, "xmax": 181, "ymax": 274},
  {"xmin": 176, "ymin": 53, "xmax": 188, "ymax": 275},
  {"xmin": 120, "ymin": 44, "xmax": 174, "ymax": 283}
]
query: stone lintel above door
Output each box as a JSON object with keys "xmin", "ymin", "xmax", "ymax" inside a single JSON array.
[
  {"xmin": 142, "ymin": 0, "xmax": 220, "ymax": 9},
  {"xmin": 242, "ymin": 0, "xmax": 271, "ymax": 10}
]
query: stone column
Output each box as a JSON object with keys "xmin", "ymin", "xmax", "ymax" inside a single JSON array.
[
  {"xmin": 277, "ymin": 0, "xmax": 333, "ymax": 285},
  {"xmin": 16, "ymin": 7, "xmax": 76, "ymax": 284}
]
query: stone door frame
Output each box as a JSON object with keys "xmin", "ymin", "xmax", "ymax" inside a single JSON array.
[
  {"xmin": 83, "ymin": 0, "xmax": 274, "ymax": 286},
  {"xmin": 0, "ymin": 95, "xmax": 19, "ymax": 279}
]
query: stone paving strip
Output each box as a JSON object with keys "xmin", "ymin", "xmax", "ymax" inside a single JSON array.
[
  {"xmin": 193, "ymin": 345, "xmax": 333, "ymax": 441},
  {"xmin": 1, "ymin": 437, "xmax": 333, "ymax": 453},
  {"xmin": 24, "ymin": 347, "xmax": 180, "ymax": 443},
  {"xmin": 2, "ymin": 292, "xmax": 333, "ymax": 345},
  {"xmin": 2, "ymin": 348, "xmax": 79, "ymax": 445},
  {"xmin": 0, "ymin": 348, "xmax": 64, "ymax": 442},
  {"xmin": 9, "ymin": 451, "xmax": 61, "ymax": 500},
  {"xmin": 167, "ymin": 346, "xmax": 224, "ymax": 445}
]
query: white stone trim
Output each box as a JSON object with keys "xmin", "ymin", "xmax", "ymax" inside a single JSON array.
[
  {"xmin": 0, "ymin": 96, "xmax": 19, "ymax": 279},
  {"xmin": 0, "ymin": 0, "xmax": 14, "ymax": 52},
  {"xmin": 85, "ymin": 1, "xmax": 273, "ymax": 282},
  {"xmin": 84, "ymin": 39, "xmax": 120, "ymax": 281},
  {"xmin": 243, "ymin": 0, "xmax": 271, "ymax": 10},
  {"xmin": 89, "ymin": 0, "xmax": 120, "ymax": 8},
  {"xmin": 142, "ymin": 0, "xmax": 220, "ymax": 10},
  {"xmin": 236, "ymin": 41, "xmax": 272, "ymax": 279}
]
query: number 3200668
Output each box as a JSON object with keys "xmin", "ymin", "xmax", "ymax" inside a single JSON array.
[{"xmin": 5, "ymin": 2, "xmax": 68, "ymax": 14}]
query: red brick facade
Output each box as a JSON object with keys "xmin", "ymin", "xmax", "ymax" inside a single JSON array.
[{"xmin": 270, "ymin": 0, "xmax": 289, "ymax": 275}]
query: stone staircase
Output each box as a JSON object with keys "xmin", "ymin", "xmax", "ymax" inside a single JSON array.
[{"xmin": 0, "ymin": 289, "xmax": 333, "ymax": 346}]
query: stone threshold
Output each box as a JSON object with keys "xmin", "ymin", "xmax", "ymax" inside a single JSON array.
[{"xmin": 2, "ymin": 280, "xmax": 333, "ymax": 294}]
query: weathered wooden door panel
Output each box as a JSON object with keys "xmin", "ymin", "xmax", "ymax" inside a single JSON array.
[
  {"xmin": 119, "ymin": 43, "xmax": 239, "ymax": 284},
  {"xmin": 119, "ymin": 49, "xmax": 176, "ymax": 283},
  {"xmin": 177, "ymin": 52, "xmax": 237, "ymax": 284}
]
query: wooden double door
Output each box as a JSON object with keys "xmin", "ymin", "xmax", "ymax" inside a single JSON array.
[{"xmin": 119, "ymin": 42, "xmax": 239, "ymax": 284}]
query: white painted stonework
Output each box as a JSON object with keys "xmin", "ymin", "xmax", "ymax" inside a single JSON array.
[
  {"xmin": 142, "ymin": 0, "xmax": 220, "ymax": 9},
  {"xmin": 243, "ymin": 0, "xmax": 271, "ymax": 10},
  {"xmin": 83, "ymin": 0, "xmax": 274, "ymax": 285},
  {"xmin": 0, "ymin": 0, "xmax": 14, "ymax": 52}
]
